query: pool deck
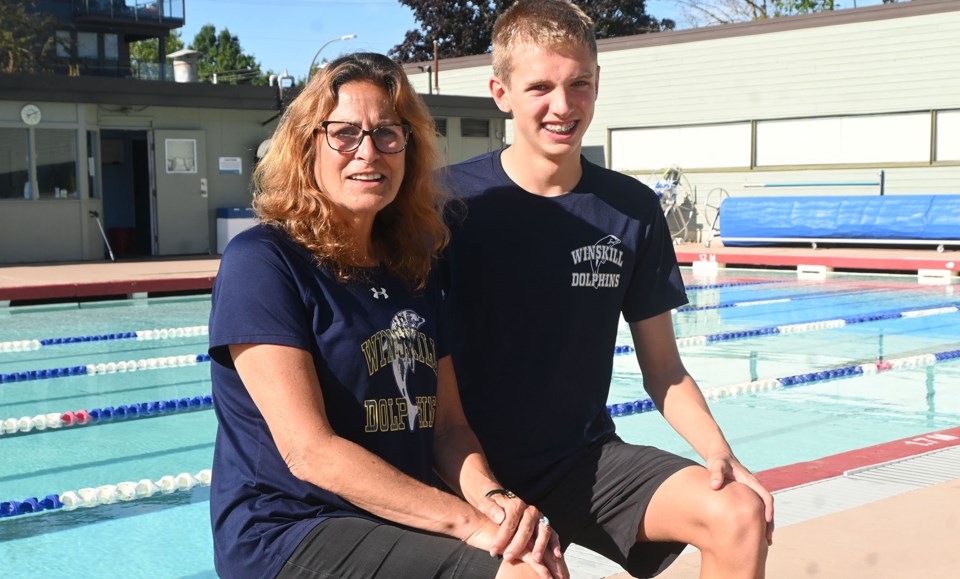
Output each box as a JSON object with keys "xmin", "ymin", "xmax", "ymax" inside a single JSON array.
[
  {"xmin": 0, "ymin": 240, "xmax": 957, "ymax": 303},
  {"xmin": 2, "ymin": 242, "xmax": 959, "ymax": 578}
]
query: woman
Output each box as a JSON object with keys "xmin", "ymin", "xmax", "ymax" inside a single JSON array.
[{"xmin": 208, "ymin": 52, "xmax": 567, "ymax": 579}]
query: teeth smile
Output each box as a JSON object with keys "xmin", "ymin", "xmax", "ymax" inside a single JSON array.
[
  {"xmin": 350, "ymin": 173, "xmax": 383, "ymax": 181},
  {"xmin": 544, "ymin": 122, "xmax": 576, "ymax": 135}
]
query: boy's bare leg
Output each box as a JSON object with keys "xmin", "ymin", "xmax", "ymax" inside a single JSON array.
[{"xmin": 640, "ymin": 466, "xmax": 768, "ymax": 579}]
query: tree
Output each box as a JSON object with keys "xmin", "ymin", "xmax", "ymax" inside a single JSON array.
[
  {"xmin": 389, "ymin": 1, "xmax": 675, "ymax": 63},
  {"xmin": 672, "ymin": 0, "xmax": 886, "ymax": 28},
  {"xmin": 0, "ymin": 0, "xmax": 60, "ymax": 74},
  {"xmin": 189, "ymin": 24, "xmax": 270, "ymax": 85},
  {"xmin": 129, "ymin": 31, "xmax": 184, "ymax": 78}
]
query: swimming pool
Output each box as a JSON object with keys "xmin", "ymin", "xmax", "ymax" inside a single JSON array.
[
  {"xmin": 612, "ymin": 271, "xmax": 960, "ymax": 471},
  {"xmin": 1, "ymin": 271, "xmax": 958, "ymax": 577}
]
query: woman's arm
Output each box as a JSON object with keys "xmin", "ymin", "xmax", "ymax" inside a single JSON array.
[
  {"xmin": 230, "ymin": 343, "xmax": 488, "ymax": 538},
  {"xmin": 231, "ymin": 343, "xmax": 566, "ymax": 576}
]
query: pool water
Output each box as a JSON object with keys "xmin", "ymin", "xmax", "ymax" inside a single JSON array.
[
  {"xmin": 613, "ymin": 272, "xmax": 960, "ymax": 469},
  {"xmin": 1, "ymin": 272, "xmax": 958, "ymax": 577},
  {"xmin": 1, "ymin": 296, "xmax": 218, "ymax": 577}
]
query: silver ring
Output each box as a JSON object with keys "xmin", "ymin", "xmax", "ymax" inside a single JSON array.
[{"xmin": 539, "ymin": 515, "xmax": 550, "ymax": 527}]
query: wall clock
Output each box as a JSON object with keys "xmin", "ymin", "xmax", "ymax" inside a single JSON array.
[{"xmin": 21, "ymin": 104, "xmax": 42, "ymax": 126}]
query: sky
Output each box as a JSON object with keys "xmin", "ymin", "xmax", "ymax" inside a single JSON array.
[{"xmin": 176, "ymin": 0, "xmax": 892, "ymax": 82}]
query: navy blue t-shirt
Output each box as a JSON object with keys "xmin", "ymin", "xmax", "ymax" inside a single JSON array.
[
  {"xmin": 208, "ymin": 225, "xmax": 445, "ymax": 579},
  {"xmin": 442, "ymin": 150, "xmax": 687, "ymax": 486}
]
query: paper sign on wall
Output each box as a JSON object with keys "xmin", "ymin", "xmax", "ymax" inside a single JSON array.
[{"xmin": 219, "ymin": 157, "xmax": 242, "ymax": 175}]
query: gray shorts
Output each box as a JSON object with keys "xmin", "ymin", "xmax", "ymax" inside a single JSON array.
[
  {"xmin": 277, "ymin": 516, "xmax": 501, "ymax": 579},
  {"xmin": 514, "ymin": 434, "xmax": 699, "ymax": 578}
]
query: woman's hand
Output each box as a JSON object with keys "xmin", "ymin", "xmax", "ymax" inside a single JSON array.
[
  {"xmin": 477, "ymin": 491, "xmax": 540, "ymax": 560},
  {"xmin": 463, "ymin": 517, "xmax": 568, "ymax": 579}
]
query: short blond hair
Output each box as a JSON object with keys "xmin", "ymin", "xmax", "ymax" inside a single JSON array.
[
  {"xmin": 253, "ymin": 53, "xmax": 446, "ymax": 290},
  {"xmin": 491, "ymin": 0, "xmax": 597, "ymax": 84}
]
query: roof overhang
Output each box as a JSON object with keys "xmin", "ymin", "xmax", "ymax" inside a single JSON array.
[{"xmin": 0, "ymin": 73, "xmax": 280, "ymax": 111}]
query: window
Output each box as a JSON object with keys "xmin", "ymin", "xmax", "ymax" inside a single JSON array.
[
  {"xmin": 104, "ymin": 33, "xmax": 119, "ymax": 61},
  {"xmin": 36, "ymin": 130, "xmax": 78, "ymax": 199},
  {"xmin": 756, "ymin": 113, "xmax": 930, "ymax": 166},
  {"xmin": 0, "ymin": 129, "xmax": 30, "ymax": 200},
  {"xmin": 78, "ymin": 32, "xmax": 98, "ymax": 59},
  {"xmin": 56, "ymin": 30, "xmax": 72, "ymax": 58},
  {"xmin": 434, "ymin": 118, "xmax": 447, "ymax": 137},
  {"xmin": 165, "ymin": 139, "xmax": 197, "ymax": 173},
  {"xmin": 461, "ymin": 119, "xmax": 489, "ymax": 138},
  {"xmin": 610, "ymin": 123, "xmax": 752, "ymax": 172},
  {"xmin": 937, "ymin": 110, "xmax": 960, "ymax": 162}
]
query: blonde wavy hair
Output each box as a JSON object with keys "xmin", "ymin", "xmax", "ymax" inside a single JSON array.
[
  {"xmin": 492, "ymin": 0, "xmax": 597, "ymax": 85},
  {"xmin": 253, "ymin": 52, "xmax": 447, "ymax": 290}
]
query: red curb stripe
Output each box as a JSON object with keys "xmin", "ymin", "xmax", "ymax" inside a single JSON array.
[{"xmin": 757, "ymin": 425, "xmax": 960, "ymax": 492}]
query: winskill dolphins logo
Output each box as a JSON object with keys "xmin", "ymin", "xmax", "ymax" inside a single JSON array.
[
  {"xmin": 386, "ymin": 309, "xmax": 425, "ymax": 429},
  {"xmin": 569, "ymin": 234, "xmax": 624, "ymax": 289}
]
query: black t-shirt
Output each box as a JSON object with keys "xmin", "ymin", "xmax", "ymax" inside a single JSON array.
[
  {"xmin": 208, "ymin": 225, "xmax": 445, "ymax": 579},
  {"xmin": 442, "ymin": 150, "xmax": 687, "ymax": 486}
]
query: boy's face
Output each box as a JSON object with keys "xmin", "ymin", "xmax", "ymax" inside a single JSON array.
[{"xmin": 490, "ymin": 42, "xmax": 599, "ymax": 162}]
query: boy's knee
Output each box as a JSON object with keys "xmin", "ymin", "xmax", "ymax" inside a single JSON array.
[{"xmin": 703, "ymin": 483, "xmax": 766, "ymax": 543}]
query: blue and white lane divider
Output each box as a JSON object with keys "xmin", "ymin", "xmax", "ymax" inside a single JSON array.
[
  {"xmin": 614, "ymin": 303, "xmax": 960, "ymax": 354},
  {"xmin": 675, "ymin": 287, "xmax": 887, "ymax": 313},
  {"xmin": 676, "ymin": 284, "xmax": 907, "ymax": 313},
  {"xmin": 0, "ymin": 353, "xmax": 212, "ymax": 384},
  {"xmin": 677, "ymin": 298, "xmax": 792, "ymax": 313},
  {"xmin": 684, "ymin": 280, "xmax": 785, "ymax": 292},
  {"xmin": 0, "ymin": 469, "xmax": 213, "ymax": 519},
  {"xmin": 0, "ymin": 325, "xmax": 208, "ymax": 353},
  {"xmin": 606, "ymin": 347, "xmax": 960, "ymax": 418},
  {"xmin": 0, "ymin": 394, "xmax": 213, "ymax": 437}
]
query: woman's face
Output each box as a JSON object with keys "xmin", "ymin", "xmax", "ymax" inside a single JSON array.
[{"xmin": 314, "ymin": 80, "xmax": 406, "ymax": 227}]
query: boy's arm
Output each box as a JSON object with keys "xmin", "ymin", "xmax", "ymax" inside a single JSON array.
[
  {"xmin": 628, "ymin": 312, "xmax": 774, "ymax": 542},
  {"xmin": 433, "ymin": 356, "xmax": 567, "ymax": 575}
]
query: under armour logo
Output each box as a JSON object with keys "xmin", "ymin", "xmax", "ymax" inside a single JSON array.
[{"xmin": 370, "ymin": 287, "xmax": 389, "ymax": 299}]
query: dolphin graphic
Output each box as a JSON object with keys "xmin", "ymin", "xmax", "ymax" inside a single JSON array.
[
  {"xmin": 385, "ymin": 309, "xmax": 425, "ymax": 429},
  {"xmin": 590, "ymin": 235, "xmax": 622, "ymax": 288}
]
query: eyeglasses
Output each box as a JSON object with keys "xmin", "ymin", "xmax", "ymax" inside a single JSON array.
[{"xmin": 320, "ymin": 121, "xmax": 411, "ymax": 154}]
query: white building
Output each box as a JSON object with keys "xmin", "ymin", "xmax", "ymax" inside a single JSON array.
[{"xmin": 405, "ymin": 0, "xmax": 960, "ymax": 241}]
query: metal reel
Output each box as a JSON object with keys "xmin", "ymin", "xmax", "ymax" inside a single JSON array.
[
  {"xmin": 702, "ymin": 187, "xmax": 730, "ymax": 246},
  {"xmin": 648, "ymin": 167, "xmax": 697, "ymax": 244}
]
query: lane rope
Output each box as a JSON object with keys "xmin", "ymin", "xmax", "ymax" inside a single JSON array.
[
  {"xmin": 0, "ymin": 326, "xmax": 208, "ymax": 353},
  {"xmin": 614, "ymin": 303, "xmax": 960, "ymax": 354},
  {"xmin": 607, "ymin": 347, "xmax": 960, "ymax": 418},
  {"xmin": 0, "ymin": 469, "xmax": 213, "ymax": 519},
  {"xmin": 0, "ymin": 353, "xmax": 212, "ymax": 384},
  {"xmin": 684, "ymin": 280, "xmax": 785, "ymax": 292},
  {"xmin": 0, "ymin": 394, "xmax": 213, "ymax": 437},
  {"xmin": 674, "ymin": 286, "xmax": 896, "ymax": 313}
]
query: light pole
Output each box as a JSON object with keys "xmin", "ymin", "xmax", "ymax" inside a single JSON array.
[{"xmin": 307, "ymin": 34, "xmax": 357, "ymax": 79}]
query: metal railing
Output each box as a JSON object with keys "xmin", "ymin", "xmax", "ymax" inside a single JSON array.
[{"xmin": 72, "ymin": 0, "xmax": 185, "ymax": 25}]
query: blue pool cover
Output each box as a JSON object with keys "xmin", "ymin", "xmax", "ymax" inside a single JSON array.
[{"xmin": 719, "ymin": 194, "xmax": 960, "ymax": 245}]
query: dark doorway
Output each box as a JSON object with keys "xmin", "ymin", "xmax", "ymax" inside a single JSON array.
[{"xmin": 101, "ymin": 130, "xmax": 152, "ymax": 257}]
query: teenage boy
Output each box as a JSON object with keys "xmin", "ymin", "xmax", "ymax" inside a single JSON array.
[{"xmin": 441, "ymin": 1, "xmax": 774, "ymax": 577}]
